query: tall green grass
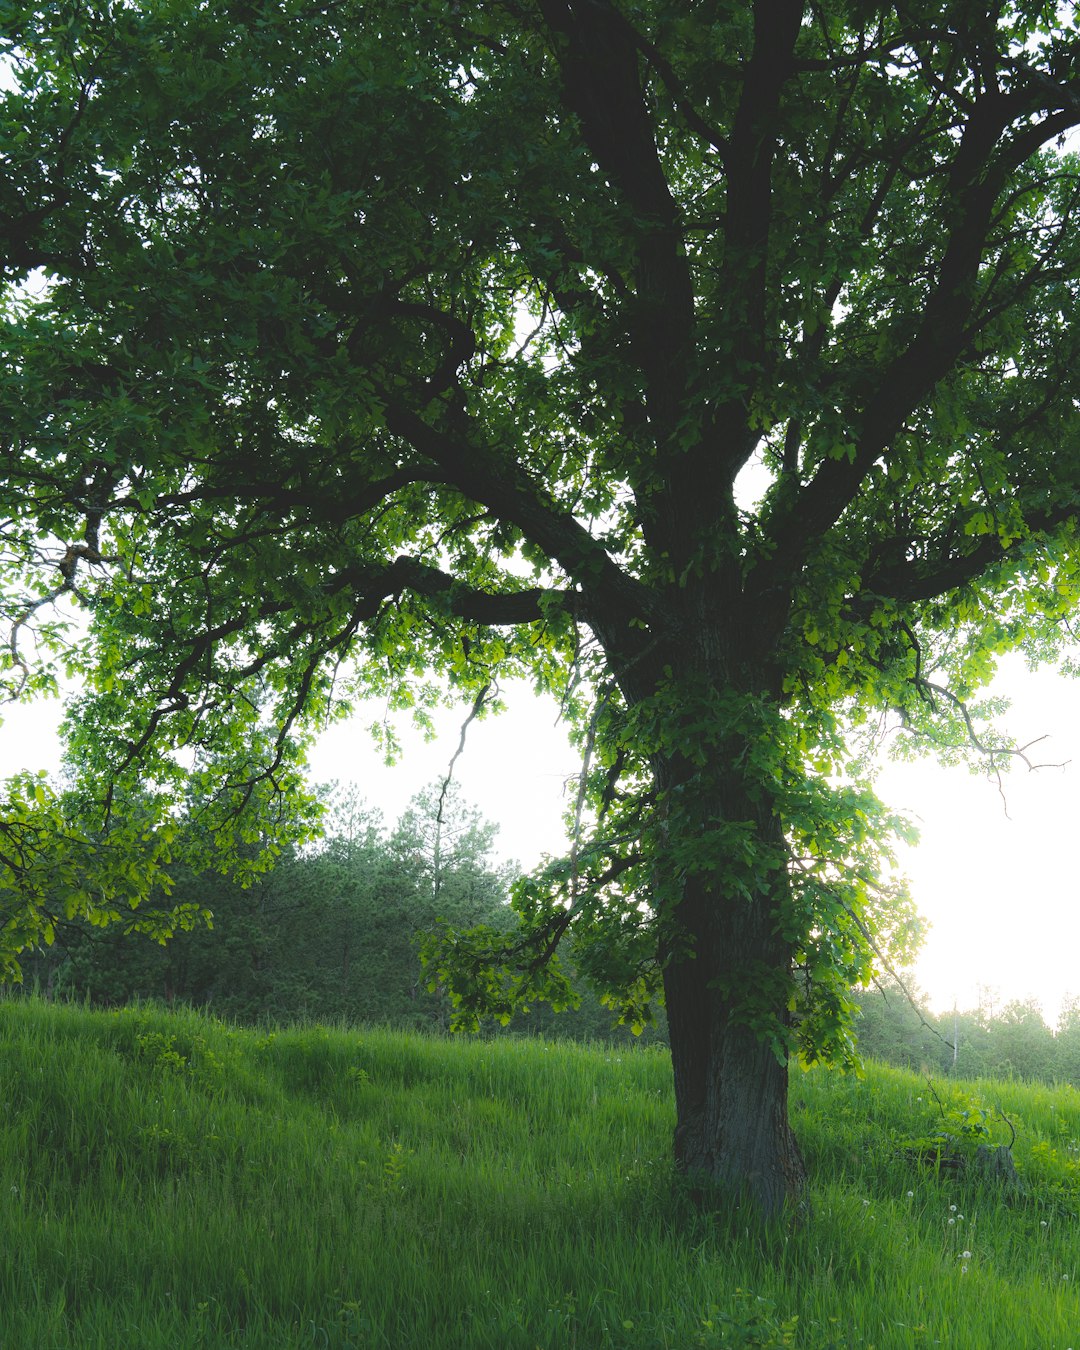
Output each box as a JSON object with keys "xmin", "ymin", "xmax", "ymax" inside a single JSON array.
[{"xmin": 2, "ymin": 996, "xmax": 1079, "ymax": 1348}]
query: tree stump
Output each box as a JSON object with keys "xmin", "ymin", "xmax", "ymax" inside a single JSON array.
[{"xmin": 973, "ymin": 1144, "xmax": 1024, "ymax": 1195}]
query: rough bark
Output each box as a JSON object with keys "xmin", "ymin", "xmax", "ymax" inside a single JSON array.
[{"xmin": 660, "ymin": 853, "xmax": 807, "ymax": 1219}]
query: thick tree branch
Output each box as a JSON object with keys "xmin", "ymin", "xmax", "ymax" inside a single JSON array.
[
  {"xmin": 344, "ymin": 298, "xmax": 478, "ymax": 403},
  {"xmin": 717, "ymin": 0, "xmax": 803, "ymax": 441},
  {"xmin": 537, "ymin": 0, "xmax": 695, "ymax": 446},
  {"xmin": 383, "ymin": 402, "xmax": 660, "ymax": 634},
  {"xmin": 371, "ymin": 555, "xmax": 574, "ymax": 627},
  {"xmin": 109, "ymin": 554, "xmax": 576, "ymax": 784}
]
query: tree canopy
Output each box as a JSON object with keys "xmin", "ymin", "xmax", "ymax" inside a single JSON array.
[{"xmin": 5, "ymin": 0, "xmax": 1080, "ymax": 1214}]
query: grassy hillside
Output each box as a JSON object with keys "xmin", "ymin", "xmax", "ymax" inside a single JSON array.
[{"xmin": 2, "ymin": 998, "xmax": 1080, "ymax": 1348}]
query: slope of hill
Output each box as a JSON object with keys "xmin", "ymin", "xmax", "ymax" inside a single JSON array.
[{"xmin": 2, "ymin": 996, "xmax": 1079, "ymax": 1348}]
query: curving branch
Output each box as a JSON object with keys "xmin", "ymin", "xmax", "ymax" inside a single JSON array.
[{"xmin": 383, "ymin": 403, "xmax": 660, "ymax": 634}]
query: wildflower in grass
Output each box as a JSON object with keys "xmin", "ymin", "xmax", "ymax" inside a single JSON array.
[
  {"xmin": 950, "ymin": 1204, "xmax": 957, "ymax": 1213},
  {"xmin": 906, "ymin": 1191, "xmax": 914, "ymax": 1199}
]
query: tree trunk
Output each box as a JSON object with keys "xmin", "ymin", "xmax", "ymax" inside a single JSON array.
[
  {"xmin": 663, "ymin": 902, "xmax": 807, "ymax": 1218},
  {"xmin": 648, "ymin": 676, "xmax": 808, "ymax": 1218},
  {"xmin": 609, "ymin": 567, "xmax": 807, "ymax": 1217}
]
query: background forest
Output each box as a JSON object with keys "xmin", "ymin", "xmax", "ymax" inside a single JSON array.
[
  {"xmin": 12, "ymin": 777, "xmax": 1077, "ymax": 1083},
  {"xmin": 14, "ymin": 781, "xmax": 661, "ymax": 1045},
  {"xmin": 852, "ymin": 979, "xmax": 1080, "ymax": 1086}
]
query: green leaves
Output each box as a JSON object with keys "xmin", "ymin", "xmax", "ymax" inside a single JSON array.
[
  {"xmin": 419, "ymin": 921, "xmax": 581, "ymax": 1033},
  {"xmin": 0, "ymin": 770, "xmax": 189, "ymax": 980}
]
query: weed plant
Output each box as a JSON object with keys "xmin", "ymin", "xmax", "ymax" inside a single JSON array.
[{"xmin": 2, "ymin": 996, "xmax": 1080, "ymax": 1347}]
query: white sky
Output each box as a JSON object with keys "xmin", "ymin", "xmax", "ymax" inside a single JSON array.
[
  {"xmin": 2, "ymin": 655, "xmax": 1079, "ymax": 1024},
  {"xmin": 874, "ymin": 655, "xmax": 1080, "ymax": 1025}
]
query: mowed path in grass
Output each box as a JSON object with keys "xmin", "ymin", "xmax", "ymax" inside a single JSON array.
[{"xmin": 1, "ymin": 996, "xmax": 1079, "ymax": 1348}]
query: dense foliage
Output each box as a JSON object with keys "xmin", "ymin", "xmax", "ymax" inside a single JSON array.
[{"xmin": 6, "ymin": 1, "xmax": 1080, "ymax": 1211}]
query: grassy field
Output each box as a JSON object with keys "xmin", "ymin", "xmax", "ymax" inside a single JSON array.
[{"xmin": 2, "ymin": 997, "xmax": 1080, "ymax": 1348}]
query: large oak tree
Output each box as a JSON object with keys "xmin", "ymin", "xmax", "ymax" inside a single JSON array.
[{"xmin": 5, "ymin": 0, "xmax": 1080, "ymax": 1215}]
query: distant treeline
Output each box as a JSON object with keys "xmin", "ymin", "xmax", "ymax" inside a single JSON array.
[
  {"xmin": 852, "ymin": 978, "xmax": 1080, "ymax": 1085},
  {"xmin": 15, "ymin": 782, "xmax": 666, "ymax": 1046}
]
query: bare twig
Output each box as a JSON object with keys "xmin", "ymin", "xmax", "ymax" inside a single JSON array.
[
  {"xmin": 924, "ymin": 1076, "xmax": 949, "ymax": 1121},
  {"xmin": 997, "ymin": 1106, "xmax": 1017, "ymax": 1150},
  {"xmin": 891, "ymin": 674, "xmax": 1069, "ymax": 817},
  {"xmin": 436, "ymin": 680, "xmax": 494, "ymax": 831},
  {"xmin": 569, "ymin": 688, "xmax": 610, "ymax": 903},
  {"xmin": 870, "ymin": 966, "xmax": 957, "ymax": 1055}
]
